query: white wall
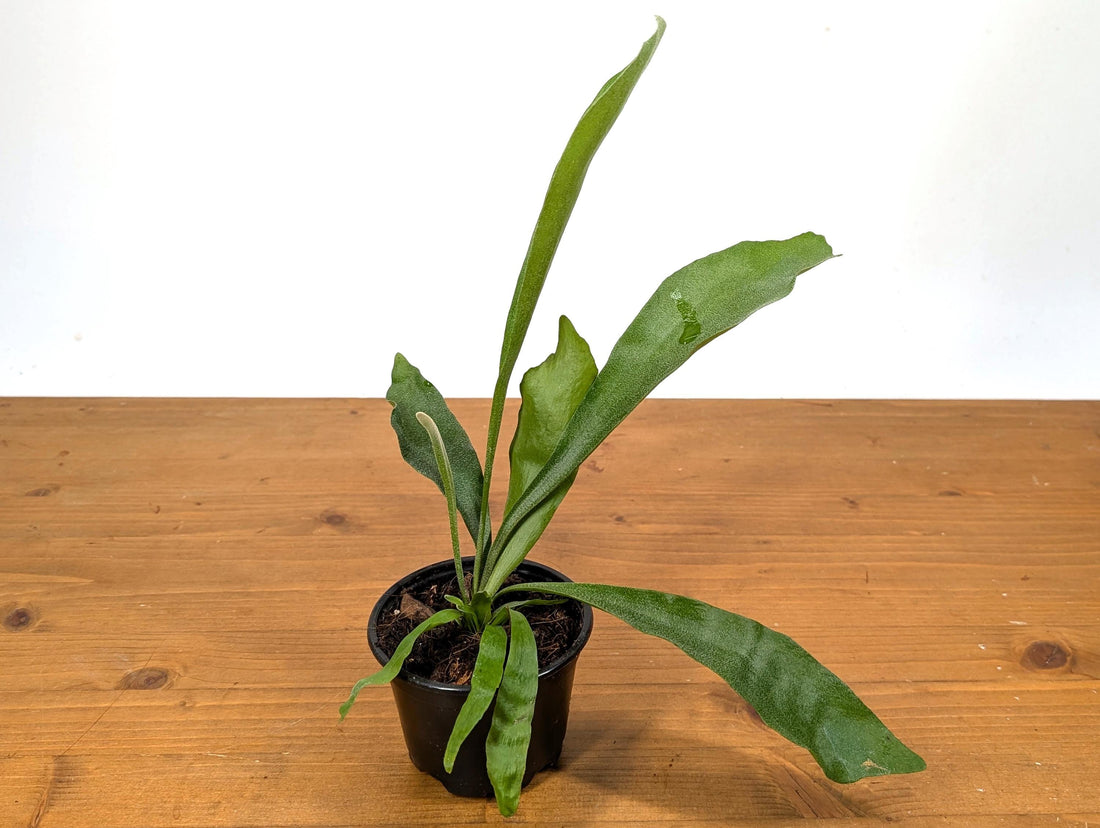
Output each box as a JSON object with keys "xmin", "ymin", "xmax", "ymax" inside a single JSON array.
[{"xmin": 2, "ymin": 1, "xmax": 1098, "ymax": 399}]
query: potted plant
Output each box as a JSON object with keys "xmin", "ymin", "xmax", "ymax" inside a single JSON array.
[{"xmin": 341, "ymin": 17, "xmax": 925, "ymax": 816}]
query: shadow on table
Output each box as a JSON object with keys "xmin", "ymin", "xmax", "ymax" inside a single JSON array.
[{"xmin": 550, "ymin": 707, "xmax": 873, "ymax": 820}]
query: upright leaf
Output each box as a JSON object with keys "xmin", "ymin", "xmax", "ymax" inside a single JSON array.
[
  {"xmin": 505, "ymin": 316, "xmax": 598, "ymax": 510},
  {"xmin": 476, "ymin": 17, "xmax": 667, "ymax": 556},
  {"xmin": 387, "ymin": 353, "xmax": 484, "ymax": 542},
  {"xmin": 493, "ymin": 233, "xmax": 835, "ymax": 554},
  {"xmin": 506, "ymin": 582, "xmax": 925, "ymax": 783},
  {"xmin": 444, "ymin": 624, "xmax": 508, "ymax": 772},
  {"xmin": 486, "ymin": 609, "xmax": 539, "ymax": 817},
  {"xmin": 339, "ymin": 608, "xmax": 463, "ymax": 719},
  {"xmin": 415, "ymin": 411, "xmax": 470, "ymax": 601},
  {"xmin": 482, "ymin": 316, "xmax": 597, "ymax": 593}
]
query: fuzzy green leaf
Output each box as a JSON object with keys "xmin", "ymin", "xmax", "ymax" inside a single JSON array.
[
  {"xmin": 493, "ymin": 233, "xmax": 835, "ymax": 555},
  {"xmin": 482, "ymin": 316, "xmax": 596, "ymax": 593},
  {"xmin": 339, "ymin": 608, "xmax": 462, "ymax": 719},
  {"xmin": 475, "ymin": 17, "xmax": 666, "ymax": 557},
  {"xmin": 387, "ymin": 354, "xmax": 483, "ymax": 542},
  {"xmin": 486, "ymin": 609, "xmax": 539, "ymax": 817},
  {"xmin": 509, "ymin": 582, "xmax": 926, "ymax": 783},
  {"xmin": 444, "ymin": 624, "xmax": 507, "ymax": 772}
]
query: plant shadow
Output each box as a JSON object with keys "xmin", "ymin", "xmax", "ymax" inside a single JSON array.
[{"xmin": 545, "ymin": 706, "xmax": 872, "ymax": 821}]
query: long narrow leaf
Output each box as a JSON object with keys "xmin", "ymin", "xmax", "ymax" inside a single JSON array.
[
  {"xmin": 415, "ymin": 411, "xmax": 470, "ymax": 600},
  {"xmin": 506, "ymin": 582, "xmax": 925, "ymax": 783},
  {"xmin": 387, "ymin": 354, "xmax": 483, "ymax": 542},
  {"xmin": 476, "ymin": 17, "xmax": 667, "ymax": 558},
  {"xmin": 444, "ymin": 624, "xmax": 508, "ymax": 772},
  {"xmin": 493, "ymin": 233, "xmax": 835, "ymax": 555},
  {"xmin": 482, "ymin": 316, "xmax": 596, "ymax": 593},
  {"xmin": 339, "ymin": 608, "xmax": 462, "ymax": 719},
  {"xmin": 486, "ymin": 609, "xmax": 539, "ymax": 817}
]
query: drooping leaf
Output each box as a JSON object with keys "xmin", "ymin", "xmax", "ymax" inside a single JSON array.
[
  {"xmin": 475, "ymin": 17, "xmax": 667, "ymax": 556},
  {"xmin": 492, "ymin": 233, "xmax": 835, "ymax": 554},
  {"xmin": 387, "ymin": 353, "xmax": 483, "ymax": 542},
  {"xmin": 338, "ymin": 608, "xmax": 462, "ymax": 719},
  {"xmin": 444, "ymin": 624, "xmax": 507, "ymax": 772},
  {"xmin": 486, "ymin": 609, "xmax": 539, "ymax": 817},
  {"xmin": 481, "ymin": 316, "xmax": 597, "ymax": 593},
  {"xmin": 507, "ymin": 582, "xmax": 925, "ymax": 783},
  {"xmin": 415, "ymin": 411, "xmax": 470, "ymax": 601}
]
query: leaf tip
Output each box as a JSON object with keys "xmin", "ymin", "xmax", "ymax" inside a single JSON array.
[
  {"xmin": 390, "ymin": 353, "xmax": 417, "ymax": 387},
  {"xmin": 824, "ymin": 738, "xmax": 926, "ymax": 783}
]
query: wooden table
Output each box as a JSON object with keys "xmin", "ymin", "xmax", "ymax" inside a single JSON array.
[{"xmin": 2, "ymin": 398, "xmax": 1097, "ymax": 826}]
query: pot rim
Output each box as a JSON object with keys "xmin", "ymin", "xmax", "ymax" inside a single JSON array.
[{"xmin": 367, "ymin": 557, "xmax": 594, "ymax": 694}]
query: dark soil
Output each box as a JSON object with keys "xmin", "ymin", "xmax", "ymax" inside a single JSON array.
[{"xmin": 375, "ymin": 569, "xmax": 584, "ymax": 685}]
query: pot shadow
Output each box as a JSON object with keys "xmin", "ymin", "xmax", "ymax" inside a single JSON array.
[{"xmin": 551, "ymin": 707, "xmax": 871, "ymax": 820}]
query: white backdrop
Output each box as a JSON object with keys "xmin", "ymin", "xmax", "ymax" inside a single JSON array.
[{"xmin": 2, "ymin": 1, "xmax": 1098, "ymax": 399}]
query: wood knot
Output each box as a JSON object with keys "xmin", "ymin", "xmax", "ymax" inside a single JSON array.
[
  {"xmin": 25, "ymin": 484, "xmax": 60, "ymax": 497},
  {"xmin": 4, "ymin": 606, "xmax": 36, "ymax": 631},
  {"xmin": 117, "ymin": 667, "xmax": 173, "ymax": 690},
  {"xmin": 319, "ymin": 509, "xmax": 359, "ymax": 532},
  {"xmin": 1021, "ymin": 640, "xmax": 1070, "ymax": 671}
]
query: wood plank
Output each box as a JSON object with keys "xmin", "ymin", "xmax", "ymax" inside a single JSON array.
[{"xmin": 1, "ymin": 398, "xmax": 1098, "ymax": 825}]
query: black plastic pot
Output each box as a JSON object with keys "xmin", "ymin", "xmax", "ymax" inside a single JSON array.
[{"xmin": 367, "ymin": 557, "xmax": 593, "ymax": 797}]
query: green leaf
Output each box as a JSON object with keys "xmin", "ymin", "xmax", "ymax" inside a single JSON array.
[
  {"xmin": 415, "ymin": 411, "xmax": 471, "ymax": 601},
  {"xmin": 338, "ymin": 608, "xmax": 462, "ymax": 719},
  {"xmin": 482, "ymin": 316, "xmax": 597, "ymax": 594},
  {"xmin": 493, "ymin": 233, "xmax": 835, "ymax": 555},
  {"xmin": 443, "ymin": 624, "xmax": 507, "ymax": 773},
  {"xmin": 486, "ymin": 609, "xmax": 539, "ymax": 817},
  {"xmin": 507, "ymin": 582, "xmax": 925, "ymax": 783},
  {"xmin": 387, "ymin": 353, "xmax": 483, "ymax": 542},
  {"xmin": 475, "ymin": 16, "xmax": 667, "ymax": 559},
  {"xmin": 505, "ymin": 316, "xmax": 598, "ymax": 511}
]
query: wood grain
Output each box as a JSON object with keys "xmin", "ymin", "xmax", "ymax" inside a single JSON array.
[{"xmin": 1, "ymin": 398, "xmax": 1097, "ymax": 826}]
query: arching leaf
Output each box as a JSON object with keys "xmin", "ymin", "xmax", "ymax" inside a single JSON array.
[
  {"xmin": 339, "ymin": 608, "xmax": 462, "ymax": 719},
  {"xmin": 493, "ymin": 233, "xmax": 835, "ymax": 554},
  {"xmin": 507, "ymin": 582, "xmax": 925, "ymax": 783}
]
